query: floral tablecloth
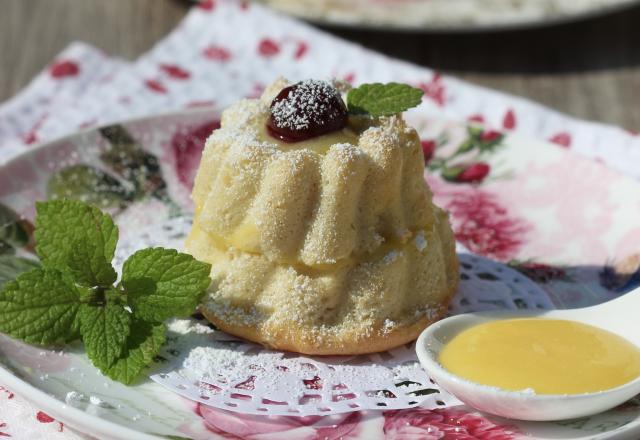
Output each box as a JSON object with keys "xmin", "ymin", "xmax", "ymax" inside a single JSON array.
[{"xmin": 0, "ymin": 0, "xmax": 639, "ymax": 438}]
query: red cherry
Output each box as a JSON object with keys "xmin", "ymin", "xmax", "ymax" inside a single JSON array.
[
  {"xmin": 266, "ymin": 80, "xmax": 347, "ymax": 142},
  {"xmin": 456, "ymin": 162, "xmax": 490, "ymax": 183}
]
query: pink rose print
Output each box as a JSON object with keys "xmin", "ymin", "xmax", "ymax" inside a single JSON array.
[
  {"xmin": 185, "ymin": 404, "xmax": 361, "ymax": 440},
  {"xmin": 548, "ymin": 132, "xmax": 571, "ymax": 148},
  {"xmin": 145, "ymin": 79, "xmax": 168, "ymax": 94},
  {"xmin": 258, "ymin": 38, "xmax": 280, "ymax": 57},
  {"xmin": 417, "ymin": 73, "xmax": 445, "ymax": 107},
  {"xmin": 49, "ymin": 60, "xmax": 80, "ymax": 78},
  {"xmin": 160, "ymin": 63, "xmax": 191, "ymax": 80},
  {"xmin": 455, "ymin": 162, "xmax": 491, "ymax": 184},
  {"xmin": 383, "ymin": 408, "xmax": 523, "ymax": 440},
  {"xmin": 502, "ymin": 109, "xmax": 516, "ymax": 130},
  {"xmin": 421, "ymin": 139, "xmax": 436, "ymax": 163},
  {"xmin": 171, "ymin": 120, "xmax": 221, "ymax": 189},
  {"xmin": 440, "ymin": 188, "xmax": 530, "ymax": 261},
  {"xmin": 203, "ymin": 45, "xmax": 232, "ymax": 62}
]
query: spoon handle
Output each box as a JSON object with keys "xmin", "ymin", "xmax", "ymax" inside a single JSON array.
[
  {"xmin": 594, "ymin": 285, "xmax": 640, "ymax": 313},
  {"xmin": 567, "ymin": 286, "xmax": 640, "ymax": 342}
]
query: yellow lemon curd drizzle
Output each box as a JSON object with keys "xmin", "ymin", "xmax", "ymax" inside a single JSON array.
[{"xmin": 438, "ymin": 318, "xmax": 640, "ymax": 395}]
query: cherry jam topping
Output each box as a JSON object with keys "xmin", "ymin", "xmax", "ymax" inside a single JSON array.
[{"xmin": 267, "ymin": 80, "xmax": 348, "ymax": 143}]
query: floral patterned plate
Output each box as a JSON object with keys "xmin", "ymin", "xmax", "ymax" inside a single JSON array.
[{"xmin": 0, "ymin": 108, "xmax": 640, "ymax": 439}]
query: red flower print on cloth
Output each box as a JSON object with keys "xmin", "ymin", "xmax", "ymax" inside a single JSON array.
[
  {"xmin": 36, "ymin": 412, "xmax": 54, "ymax": 424},
  {"xmin": 383, "ymin": 408, "xmax": 523, "ymax": 440},
  {"xmin": 145, "ymin": 79, "xmax": 168, "ymax": 94},
  {"xmin": 480, "ymin": 130, "xmax": 502, "ymax": 143},
  {"xmin": 49, "ymin": 60, "xmax": 80, "ymax": 78},
  {"xmin": 170, "ymin": 120, "xmax": 221, "ymax": 189},
  {"xmin": 468, "ymin": 114, "xmax": 485, "ymax": 124},
  {"xmin": 421, "ymin": 139, "xmax": 437, "ymax": 163},
  {"xmin": 203, "ymin": 45, "xmax": 232, "ymax": 62},
  {"xmin": 436, "ymin": 186, "xmax": 531, "ymax": 261},
  {"xmin": 417, "ymin": 73, "xmax": 446, "ymax": 107},
  {"xmin": 549, "ymin": 132, "xmax": 572, "ymax": 148},
  {"xmin": 185, "ymin": 404, "xmax": 361, "ymax": 440},
  {"xmin": 456, "ymin": 162, "xmax": 491, "ymax": 184},
  {"xmin": 0, "ymin": 386, "xmax": 14, "ymax": 400},
  {"xmin": 258, "ymin": 38, "xmax": 280, "ymax": 57},
  {"xmin": 0, "ymin": 422, "xmax": 9, "ymax": 437},
  {"xmin": 160, "ymin": 63, "xmax": 191, "ymax": 80},
  {"xmin": 294, "ymin": 41, "xmax": 309, "ymax": 60},
  {"xmin": 36, "ymin": 412, "xmax": 63, "ymax": 432},
  {"xmin": 197, "ymin": 0, "xmax": 215, "ymax": 11},
  {"xmin": 502, "ymin": 109, "xmax": 516, "ymax": 130}
]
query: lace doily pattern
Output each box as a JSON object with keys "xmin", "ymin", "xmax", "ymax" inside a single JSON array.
[{"xmin": 114, "ymin": 217, "xmax": 554, "ymax": 416}]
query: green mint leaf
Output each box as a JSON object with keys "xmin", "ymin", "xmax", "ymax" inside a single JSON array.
[
  {"xmin": 122, "ymin": 248, "xmax": 211, "ymax": 322},
  {"xmin": 79, "ymin": 303, "xmax": 131, "ymax": 371},
  {"xmin": 105, "ymin": 319, "xmax": 166, "ymax": 385},
  {"xmin": 35, "ymin": 199, "xmax": 118, "ymax": 286},
  {"xmin": 67, "ymin": 240, "xmax": 117, "ymax": 287},
  {"xmin": 347, "ymin": 83, "xmax": 424, "ymax": 117},
  {"xmin": 0, "ymin": 268, "xmax": 81, "ymax": 345}
]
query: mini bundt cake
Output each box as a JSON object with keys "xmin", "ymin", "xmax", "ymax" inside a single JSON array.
[{"xmin": 185, "ymin": 78, "xmax": 458, "ymax": 355}]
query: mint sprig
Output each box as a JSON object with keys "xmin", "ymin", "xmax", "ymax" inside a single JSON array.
[
  {"xmin": 0, "ymin": 199, "xmax": 211, "ymax": 384},
  {"xmin": 346, "ymin": 82, "xmax": 424, "ymax": 117}
]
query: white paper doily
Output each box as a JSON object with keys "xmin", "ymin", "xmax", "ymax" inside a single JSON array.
[{"xmin": 115, "ymin": 216, "xmax": 554, "ymax": 416}]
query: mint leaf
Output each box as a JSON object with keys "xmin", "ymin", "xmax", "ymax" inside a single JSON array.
[
  {"xmin": 347, "ymin": 83, "xmax": 424, "ymax": 117},
  {"xmin": 105, "ymin": 319, "xmax": 166, "ymax": 384},
  {"xmin": 0, "ymin": 268, "xmax": 80, "ymax": 344},
  {"xmin": 35, "ymin": 199, "xmax": 118, "ymax": 286},
  {"xmin": 79, "ymin": 303, "xmax": 131, "ymax": 371},
  {"xmin": 67, "ymin": 240, "xmax": 117, "ymax": 287},
  {"xmin": 122, "ymin": 248, "xmax": 211, "ymax": 322}
]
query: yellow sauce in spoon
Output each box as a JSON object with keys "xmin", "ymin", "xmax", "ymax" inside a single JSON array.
[{"xmin": 439, "ymin": 318, "xmax": 640, "ymax": 394}]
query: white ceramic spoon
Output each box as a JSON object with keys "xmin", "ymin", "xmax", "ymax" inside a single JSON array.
[{"xmin": 416, "ymin": 286, "xmax": 640, "ymax": 421}]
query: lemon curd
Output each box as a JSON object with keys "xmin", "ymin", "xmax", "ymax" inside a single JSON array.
[{"xmin": 439, "ymin": 318, "xmax": 640, "ymax": 394}]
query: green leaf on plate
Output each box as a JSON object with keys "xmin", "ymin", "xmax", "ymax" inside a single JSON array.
[
  {"xmin": 105, "ymin": 319, "xmax": 166, "ymax": 385},
  {"xmin": 0, "ymin": 268, "xmax": 81, "ymax": 344},
  {"xmin": 35, "ymin": 199, "xmax": 118, "ymax": 286},
  {"xmin": 79, "ymin": 302, "xmax": 131, "ymax": 371},
  {"xmin": 122, "ymin": 248, "xmax": 211, "ymax": 323}
]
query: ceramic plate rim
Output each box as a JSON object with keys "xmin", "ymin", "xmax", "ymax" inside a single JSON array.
[{"xmin": 1, "ymin": 109, "xmax": 639, "ymax": 440}]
